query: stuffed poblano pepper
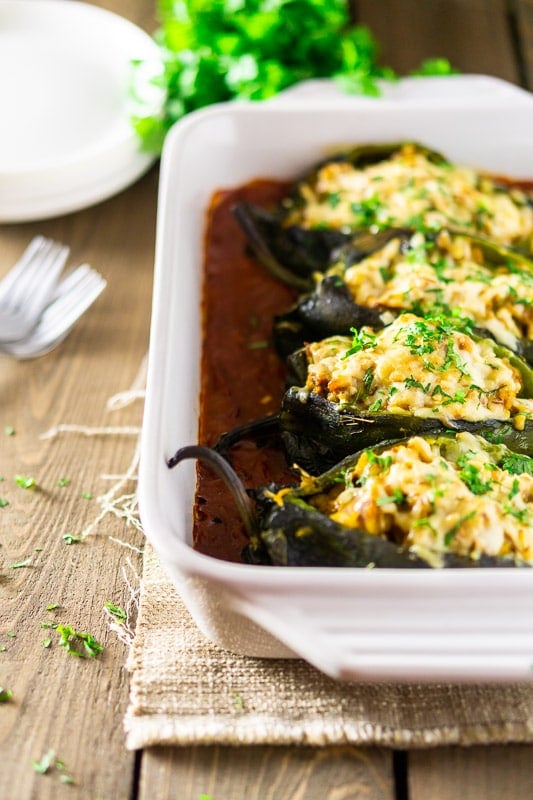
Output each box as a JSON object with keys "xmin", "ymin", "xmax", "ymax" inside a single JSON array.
[
  {"xmin": 169, "ymin": 433, "xmax": 533, "ymax": 568},
  {"xmin": 273, "ymin": 228, "xmax": 533, "ymax": 363},
  {"xmin": 216, "ymin": 312, "xmax": 533, "ymax": 473},
  {"xmin": 280, "ymin": 312, "xmax": 533, "ymax": 471},
  {"xmin": 233, "ymin": 142, "xmax": 533, "ymax": 288}
]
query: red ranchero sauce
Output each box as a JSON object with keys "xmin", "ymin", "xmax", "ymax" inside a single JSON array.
[{"xmin": 194, "ymin": 180, "xmax": 297, "ymax": 562}]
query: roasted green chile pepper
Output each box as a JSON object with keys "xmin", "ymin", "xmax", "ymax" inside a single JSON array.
[
  {"xmin": 273, "ymin": 229, "xmax": 533, "ymax": 362},
  {"xmin": 233, "ymin": 142, "xmax": 533, "ymax": 292},
  {"xmin": 216, "ymin": 314, "xmax": 533, "ymax": 475},
  {"xmin": 168, "ymin": 436, "xmax": 533, "ymax": 569}
]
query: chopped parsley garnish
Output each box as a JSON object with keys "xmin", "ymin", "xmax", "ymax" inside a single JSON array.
[
  {"xmin": 459, "ymin": 463, "xmax": 493, "ymax": 495},
  {"xmin": 365, "ymin": 451, "xmax": 393, "ymax": 471},
  {"xmin": 14, "ymin": 475, "xmax": 35, "ymax": 490},
  {"xmin": 362, "ymin": 368, "xmax": 374, "ymax": 396},
  {"xmin": 444, "ymin": 511, "xmax": 477, "ymax": 546},
  {"xmin": 343, "ymin": 327, "xmax": 377, "ymax": 358},
  {"xmin": 400, "ymin": 315, "xmax": 474, "ymax": 369},
  {"xmin": 57, "ymin": 477, "xmax": 69, "ymax": 487},
  {"xmin": 0, "ymin": 687, "xmax": 13, "ymax": 702},
  {"xmin": 508, "ymin": 479, "xmax": 521, "ymax": 500},
  {"xmin": 501, "ymin": 452, "xmax": 533, "ymax": 476},
  {"xmin": 63, "ymin": 534, "xmax": 82, "ymax": 545},
  {"xmin": 328, "ymin": 191, "xmax": 341, "ymax": 208},
  {"xmin": 503, "ymin": 504, "xmax": 530, "ymax": 523},
  {"xmin": 54, "ymin": 625, "xmax": 104, "ymax": 659},
  {"xmin": 32, "ymin": 750, "xmax": 75, "ymax": 784},
  {"xmin": 32, "ymin": 750, "xmax": 56, "ymax": 774},
  {"xmin": 442, "ymin": 389, "xmax": 467, "ymax": 406},
  {"xmin": 104, "ymin": 602, "xmax": 127, "ymax": 622},
  {"xmin": 405, "ymin": 376, "xmax": 430, "ymax": 392},
  {"xmin": 413, "ymin": 517, "xmax": 438, "ymax": 535},
  {"xmin": 376, "ymin": 488, "xmax": 407, "ymax": 507},
  {"xmin": 0, "ymin": 498, "xmax": 9, "ymax": 508},
  {"xmin": 10, "ymin": 557, "xmax": 32, "ymax": 569},
  {"xmin": 350, "ymin": 196, "xmax": 383, "ymax": 226}
]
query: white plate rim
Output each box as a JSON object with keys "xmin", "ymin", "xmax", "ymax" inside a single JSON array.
[{"xmin": 0, "ymin": 0, "xmax": 161, "ymax": 221}]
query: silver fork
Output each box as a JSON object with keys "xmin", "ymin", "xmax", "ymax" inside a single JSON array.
[
  {"xmin": 0, "ymin": 237, "xmax": 70, "ymax": 341},
  {"xmin": 0, "ymin": 265, "xmax": 107, "ymax": 360}
]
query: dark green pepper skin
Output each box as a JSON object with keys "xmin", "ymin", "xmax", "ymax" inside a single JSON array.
[
  {"xmin": 274, "ymin": 275, "xmax": 384, "ymax": 358},
  {"xmin": 232, "ymin": 202, "xmax": 352, "ymax": 291},
  {"xmin": 246, "ymin": 500, "xmax": 432, "ymax": 568},
  {"xmin": 280, "ymin": 386, "xmax": 533, "ymax": 474},
  {"xmin": 246, "ymin": 500, "xmax": 525, "ymax": 569},
  {"xmin": 171, "ymin": 440, "xmax": 530, "ymax": 570},
  {"xmin": 233, "ymin": 144, "xmax": 452, "ymax": 290},
  {"xmin": 317, "ymin": 141, "xmax": 449, "ymax": 170},
  {"xmin": 233, "ymin": 200, "xmax": 410, "ymax": 291}
]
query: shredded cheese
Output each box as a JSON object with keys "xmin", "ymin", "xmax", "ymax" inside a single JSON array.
[
  {"xmin": 309, "ymin": 432, "xmax": 533, "ymax": 563},
  {"xmin": 286, "ymin": 144, "xmax": 533, "ymax": 249}
]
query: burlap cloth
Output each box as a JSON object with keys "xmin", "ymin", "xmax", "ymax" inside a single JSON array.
[{"xmin": 124, "ymin": 541, "xmax": 533, "ymax": 750}]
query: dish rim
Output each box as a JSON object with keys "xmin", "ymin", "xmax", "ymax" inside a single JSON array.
[{"xmin": 139, "ymin": 75, "xmax": 533, "ymax": 588}]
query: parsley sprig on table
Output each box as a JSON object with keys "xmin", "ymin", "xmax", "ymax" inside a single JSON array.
[
  {"xmin": 132, "ymin": 0, "xmax": 456, "ymax": 153},
  {"xmin": 41, "ymin": 623, "xmax": 104, "ymax": 659}
]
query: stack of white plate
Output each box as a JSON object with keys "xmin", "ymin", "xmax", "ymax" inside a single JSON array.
[{"xmin": 0, "ymin": 0, "xmax": 162, "ymax": 222}]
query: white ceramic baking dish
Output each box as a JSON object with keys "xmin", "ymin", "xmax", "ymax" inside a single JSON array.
[{"xmin": 139, "ymin": 76, "xmax": 533, "ymax": 682}]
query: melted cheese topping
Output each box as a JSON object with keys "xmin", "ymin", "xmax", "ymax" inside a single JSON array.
[
  {"xmin": 335, "ymin": 230, "xmax": 533, "ymax": 352},
  {"xmin": 304, "ymin": 313, "xmax": 532, "ymax": 427},
  {"xmin": 308, "ymin": 433, "xmax": 533, "ymax": 563},
  {"xmin": 285, "ymin": 144, "xmax": 533, "ymax": 249}
]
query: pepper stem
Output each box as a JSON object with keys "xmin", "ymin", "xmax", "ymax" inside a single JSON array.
[{"xmin": 167, "ymin": 445, "xmax": 257, "ymax": 538}]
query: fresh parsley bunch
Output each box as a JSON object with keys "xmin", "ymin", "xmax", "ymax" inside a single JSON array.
[
  {"xmin": 132, "ymin": 0, "xmax": 455, "ymax": 154},
  {"xmin": 132, "ymin": 0, "xmax": 397, "ymax": 153}
]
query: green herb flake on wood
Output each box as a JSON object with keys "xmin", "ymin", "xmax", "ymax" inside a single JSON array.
[
  {"xmin": 104, "ymin": 602, "xmax": 127, "ymax": 622},
  {"xmin": 14, "ymin": 475, "xmax": 36, "ymax": 490},
  {"xmin": 0, "ymin": 687, "xmax": 13, "ymax": 702}
]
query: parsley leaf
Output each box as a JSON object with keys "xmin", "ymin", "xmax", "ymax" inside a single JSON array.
[
  {"xmin": 104, "ymin": 602, "xmax": 127, "ymax": 622},
  {"xmin": 14, "ymin": 475, "xmax": 36, "ymax": 490},
  {"xmin": 501, "ymin": 452, "xmax": 533, "ymax": 476},
  {"xmin": 55, "ymin": 625, "xmax": 104, "ymax": 659},
  {"xmin": 32, "ymin": 749, "xmax": 56, "ymax": 774}
]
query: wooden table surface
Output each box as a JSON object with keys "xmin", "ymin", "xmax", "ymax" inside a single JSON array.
[{"xmin": 1, "ymin": 1, "xmax": 533, "ymax": 798}]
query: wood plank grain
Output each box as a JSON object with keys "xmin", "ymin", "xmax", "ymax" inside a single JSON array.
[
  {"xmin": 139, "ymin": 745, "xmax": 396, "ymax": 800},
  {"xmin": 0, "ymin": 155, "xmax": 157, "ymax": 799},
  {"xmin": 355, "ymin": 0, "xmax": 520, "ymax": 82},
  {"xmin": 409, "ymin": 745, "xmax": 533, "ymax": 800},
  {"xmin": 515, "ymin": 0, "xmax": 533, "ymax": 88}
]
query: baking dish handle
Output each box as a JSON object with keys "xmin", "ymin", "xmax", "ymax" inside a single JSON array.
[{"xmin": 227, "ymin": 592, "xmax": 533, "ymax": 682}]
